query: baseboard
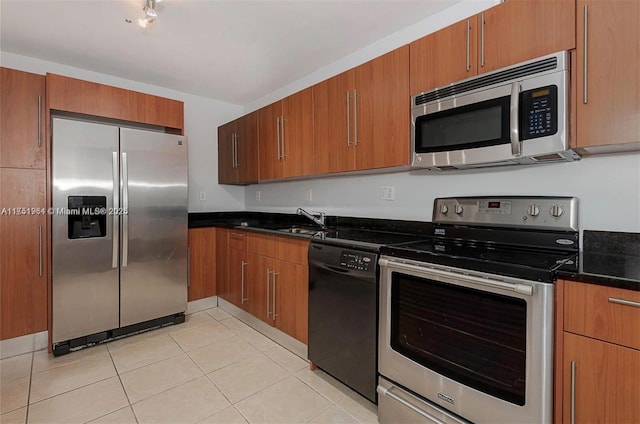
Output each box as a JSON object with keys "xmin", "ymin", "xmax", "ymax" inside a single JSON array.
[
  {"xmin": 186, "ymin": 296, "xmax": 219, "ymax": 314},
  {"xmin": 0, "ymin": 331, "xmax": 48, "ymax": 359},
  {"xmin": 218, "ymin": 298, "xmax": 308, "ymax": 360}
]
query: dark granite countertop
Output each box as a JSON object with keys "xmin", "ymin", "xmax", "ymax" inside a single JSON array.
[
  {"xmin": 556, "ymin": 230, "xmax": 640, "ymax": 291},
  {"xmin": 191, "ymin": 213, "xmax": 639, "ymax": 290}
]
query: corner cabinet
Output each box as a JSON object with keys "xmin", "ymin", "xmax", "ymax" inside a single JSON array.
[
  {"xmin": 187, "ymin": 228, "xmax": 217, "ymax": 302},
  {"xmin": 218, "ymin": 112, "xmax": 259, "ymax": 185},
  {"xmin": 410, "ymin": 0, "xmax": 575, "ymax": 94},
  {"xmin": 555, "ymin": 280, "xmax": 640, "ymax": 423},
  {"xmin": 574, "ymin": 0, "xmax": 640, "ymax": 151},
  {"xmin": 258, "ymin": 88, "xmax": 314, "ymax": 181},
  {"xmin": 314, "ymin": 45, "xmax": 410, "ymax": 174}
]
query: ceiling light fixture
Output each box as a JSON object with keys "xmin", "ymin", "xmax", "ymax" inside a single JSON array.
[{"xmin": 138, "ymin": 0, "xmax": 162, "ymax": 28}]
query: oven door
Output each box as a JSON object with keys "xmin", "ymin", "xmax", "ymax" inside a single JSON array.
[{"xmin": 378, "ymin": 256, "xmax": 554, "ymax": 424}]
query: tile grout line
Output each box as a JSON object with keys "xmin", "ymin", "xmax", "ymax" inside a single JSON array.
[
  {"xmin": 24, "ymin": 351, "xmax": 34, "ymax": 424},
  {"xmin": 106, "ymin": 344, "xmax": 140, "ymax": 424}
]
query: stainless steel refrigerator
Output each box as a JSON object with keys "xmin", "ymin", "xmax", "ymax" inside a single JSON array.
[{"xmin": 51, "ymin": 117, "xmax": 188, "ymax": 355}]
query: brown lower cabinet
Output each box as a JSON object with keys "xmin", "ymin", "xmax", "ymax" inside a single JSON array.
[
  {"xmin": 555, "ymin": 280, "xmax": 640, "ymax": 423},
  {"xmin": 0, "ymin": 168, "xmax": 48, "ymax": 340},
  {"xmin": 218, "ymin": 229, "xmax": 309, "ymax": 344},
  {"xmin": 187, "ymin": 228, "xmax": 217, "ymax": 301}
]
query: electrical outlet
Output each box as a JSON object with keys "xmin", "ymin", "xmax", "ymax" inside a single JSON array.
[
  {"xmin": 199, "ymin": 191, "xmax": 206, "ymax": 201},
  {"xmin": 256, "ymin": 191, "xmax": 261, "ymax": 201},
  {"xmin": 305, "ymin": 188, "xmax": 313, "ymax": 202},
  {"xmin": 381, "ymin": 186, "xmax": 395, "ymax": 201}
]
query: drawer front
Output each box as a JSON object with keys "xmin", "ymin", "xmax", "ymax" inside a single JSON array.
[
  {"xmin": 277, "ymin": 237, "xmax": 309, "ymax": 264},
  {"xmin": 564, "ymin": 280, "xmax": 640, "ymax": 349},
  {"xmin": 228, "ymin": 230, "xmax": 247, "ymax": 250},
  {"xmin": 246, "ymin": 232, "xmax": 274, "ymax": 256}
]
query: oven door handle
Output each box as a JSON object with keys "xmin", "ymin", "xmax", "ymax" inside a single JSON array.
[{"xmin": 379, "ymin": 258, "xmax": 534, "ymax": 296}]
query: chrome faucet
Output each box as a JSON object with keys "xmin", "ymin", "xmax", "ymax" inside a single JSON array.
[{"xmin": 297, "ymin": 208, "xmax": 326, "ymax": 229}]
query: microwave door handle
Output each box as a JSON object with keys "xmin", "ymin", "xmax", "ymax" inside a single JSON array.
[{"xmin": 510, "ymin": 81, "xmax": 521, "ymax": 157}]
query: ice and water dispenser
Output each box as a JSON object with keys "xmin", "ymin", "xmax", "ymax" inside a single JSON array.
[{"xmin": 67, "ymin": 196, "xmax": 107, "ymax": 239}]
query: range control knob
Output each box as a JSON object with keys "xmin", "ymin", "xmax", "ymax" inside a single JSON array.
[
  {"xmin": 550, "ymin": 204, "xmax": 564, "ymax": 218},
  {"xmin": 527, "ymin": 204, "xmax": 540, "ymax": 217},
  {"xmin": 440, "ymin": 204, "xmax": 449, "ymax": 215},
  {"xmin": 454, "ymin": 205, "xmax": 464, "ymax": 215}
]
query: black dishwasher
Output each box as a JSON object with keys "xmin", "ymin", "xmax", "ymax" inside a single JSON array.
[{"xmin": 308, "ymin": 242, "xmax": 379, "ymax": 403}]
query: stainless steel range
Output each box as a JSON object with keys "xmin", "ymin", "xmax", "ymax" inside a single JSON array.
[{"xmin": 377, "ymin": 196, "xmax": 579, "ymax": 424}]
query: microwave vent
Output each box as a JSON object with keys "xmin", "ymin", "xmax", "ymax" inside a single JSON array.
[{"xmin": 414, "ymin": 56, "xmax": 558, "ymax": 106}]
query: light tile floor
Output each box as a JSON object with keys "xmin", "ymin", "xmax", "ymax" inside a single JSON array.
[{"xmin": 0, "ymin": 308, "xmax": 378, "ymax": 424}]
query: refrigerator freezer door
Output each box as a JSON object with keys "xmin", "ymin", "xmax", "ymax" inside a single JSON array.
[
  {"xmin": 52, "ymin": 118, "xmax": 120, "ymax": 343},
  {"xmin": 119, "ymin": 128, "xmax": 188, "ymax": 327}
]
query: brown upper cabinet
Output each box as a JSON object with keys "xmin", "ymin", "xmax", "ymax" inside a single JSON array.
[
  {"xmin": 574, "ymin": 0, "xmax": 640, "ymax": 150},
  {"xmin": 46, "ymin": 73, "xmax": 184, "ymax": 131},
  {"xmin": 410, "ymin": 0, "xmax": 576, "ymax": 94},
  {"xmin": 1, "ymin": 68, "xmax": 46, "ymax": 169},
  {"xmin": 314, "ymin": 45, "xmax": 410, "ymax": 174},
  {"xmin": 218, "ymin": 111, "xmax": 259, "ymax": 185},
  {"xmin": 258, "ymin": 88, "xmax": 314, "ymax": 181}
]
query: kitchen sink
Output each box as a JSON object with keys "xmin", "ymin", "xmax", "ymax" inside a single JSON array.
[{"xmin": 277, "ymin": 227, "xmax": 321, "ymax": 235}]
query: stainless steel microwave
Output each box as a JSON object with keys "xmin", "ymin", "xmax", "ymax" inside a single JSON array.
[{"xmin": 411, "ymin": 51, "xmax": 580, "ymax": 170}]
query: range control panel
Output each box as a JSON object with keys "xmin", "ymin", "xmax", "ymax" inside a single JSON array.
[
  {"xmin": 340, "ymin": 251, "xmax": 374, "ymax": 271},
  {"xmin": 433, "ymin": 196, "xmax": 578, "ymax": 231}
]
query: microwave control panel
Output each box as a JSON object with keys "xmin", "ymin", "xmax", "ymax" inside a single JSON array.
[{"xmin": 520, "ymin": 85, "xmax": 558, "ymax": 140}]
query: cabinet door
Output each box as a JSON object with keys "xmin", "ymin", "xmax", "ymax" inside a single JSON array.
[
  {"xmin": 258, "ymin": 102, "xmax": 283, "ymax": 181},
  {"xmin": 218, "ymin": 121, "xmax": 237, "ymax": 184},
  {"xmin": 228, "ymin": 247, "xmax": 246, "ymax": 308},
  {"xmin": 188, "ymin": 228, "xmax": 216, "ymax": 302},
  {"xmin": 216, "ymin": 229, "xmax": 229, "ymax": 301},
  {"xmin": 0, "ymin": 168, "xmax": 47, "ymax": 340},
  {"xmin": 563, "ymin": 333, "xmax": 640, "ymax": 423},
  {"xmin": 273, "ymin": 260, "xmax": 308, "ymax": 344},
  {"xmin": 246, "ymin": 252, "xmax": 272, "ymax": 323},
  {"xmin": 282, "ymin": 87, "xmax": 314, "ymax": 178},
  {"xmin": 409, "ymin": 17, "xmax": 477, "ymax": 94},
  {"xmin": 1, "ymin": 68, "xmax": 46, "ymax": 169},
  {"xmin": 354, "ymin": 46, "xmax": 410, "ymax": 170},
  {"xmin": 575, "ymin": 0, "xmax": 640, "ymax": 148},
  {"xmin": 313, "ymin": 71, "xmax": 355, "ymax": 174},
  {"xmin": 480, "ymin": 0, "xmax": 575, "ymax": 74},
  {"xmin": 237, "ymin": 111, "xmax": 259, "ymax": 183}
]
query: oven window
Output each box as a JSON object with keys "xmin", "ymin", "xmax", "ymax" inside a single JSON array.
[
  {"xmin": 390, "ymin": 272, "xmax": 527, "ymax": 406},
  {"xmin": 414, "ymin": 96, "xmax": 510, "ymax": 153}
]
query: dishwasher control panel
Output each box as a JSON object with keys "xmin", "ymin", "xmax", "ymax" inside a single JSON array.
[{"xmin": 340, "ymin": 251, "xmax": 374, "ymax": 271}]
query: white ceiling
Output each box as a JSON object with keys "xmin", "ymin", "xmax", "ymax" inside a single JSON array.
[{"xmin": 1, "ymin": 0, "xmax": 459, "ymax": 105}]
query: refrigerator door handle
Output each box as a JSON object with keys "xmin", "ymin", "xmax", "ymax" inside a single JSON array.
[
  {"xmin": 121, "ymin": 152, "xmax": 129, "ymax": 267},
  {"xmin": 112, "ymin": 152, "xmax": 119, "ymax": 269}
]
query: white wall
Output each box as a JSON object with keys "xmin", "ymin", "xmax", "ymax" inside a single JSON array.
[
  {"xmin": 244, "ymin": 154, "xmax": 640, "ymax": 233},
  {"xmin": 0, "ymin": 51, "xmax": 245, "ymax": 212}
]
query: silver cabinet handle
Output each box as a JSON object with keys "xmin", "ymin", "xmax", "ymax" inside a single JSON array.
[
  {"xmin": 241, "ymin": 260, "xmax": 247, "ymax": 304},
  {"xmin": 346, "ymin": 91, "xmax": 351, "ymax": 146},
  {"xmin": 121, "ymin": 152, "xmax": 129, "ymax": 267},
  {"xmin": 583, "ymin": 4, "xmax": 589, "ymax": 104},
  {"xmin": 230, "ymin": 232, "xmax": 244, "ymax": 237},
  {"xmin": 112, "ymin": 152, "xmax": 119, "ymax": 269},
  {"xmin": 353, "ymin": 90, "xmax": 358, "ymax": 146},
  {"xmin": 38, "ymin": 225, "xmax": 43, "ymax": 277},
  {"xmin": 266, "ymin": 269, "xmax": 271, "ymax": 317},
  {"xmin": 234, "ymin": 133, "xmax": 240, "ymax": 168},
  {"xmin": 231, "ymin": 133, "xmax": 236, "ymax": 168},
  {"xmin": 272, "ymin": 271, "xmax": 278, "ymax": 320},
  {"xmin": 187, "ymin": 247, "xmax": 191, "ymax": 287},
  {"xmin": 280, "ymin": 116, "xmax": 286, "ymax": 158},
  {"xmin": 608, "ymin": 297, "xmax": 640, "ymax": 308},
  {"xmin": 570, "ymin": 361, "xmax": 576, "ymax": 424},
  {"xmin": 480, "ymin": 13, "xmax": 486, "ymax": 68},
  {"xmin": 466, "ymin": 18, "xmax": 471, "ymax": 71},
  {"xmin": 276, "ymin": 117, "xmax": 281, "ymax": 160},
  {"xmin": 510, "ymin": 81, "xmax": 521, "ymax": 157},
  {"xmin": 37, "ymin": 95, "xmax": 42, "ymax": 147}
]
